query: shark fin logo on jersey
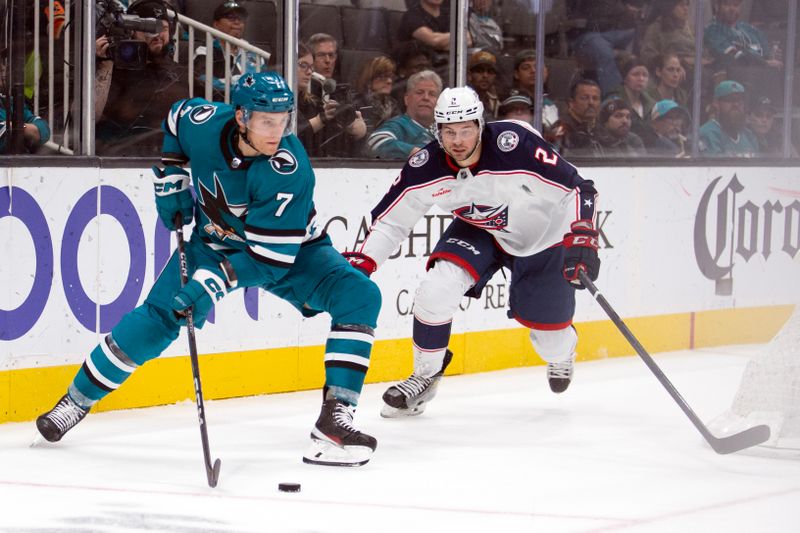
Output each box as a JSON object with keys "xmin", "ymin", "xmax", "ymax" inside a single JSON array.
[
  {"xmin": 270, "ymin": 149, "xmax": 298, "ymax": 174},
  {"xmin": 452, "ymin": 203, "xmax": 509, "ymax": 232},
  {"xmin": 497, "ymin": 130, "xmax": 519, "ymax": 152},
  {"xmin": 199, "ymin": 173, "xmax": 246, "ymax": 242},
  {"xmin": 409, "ymin": 148, "xmax": 429, "ymax": 168},
  {"xmin": 189, "ymin": 104, "xmax": 217, "ymax": 125}
]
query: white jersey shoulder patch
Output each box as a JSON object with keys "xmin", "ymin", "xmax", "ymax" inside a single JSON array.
[
  {"xmin": 496, "ymin": 130, "xmax": 520, "ymax": 152},
  {"xmin": 408, "ymin": 148, "xmax": 430, "ymax": 167}
]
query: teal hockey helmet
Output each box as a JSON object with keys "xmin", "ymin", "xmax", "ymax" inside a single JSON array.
[{"xmin": 232, "ymin": 72, "xmax": 294, "ymax": 113}]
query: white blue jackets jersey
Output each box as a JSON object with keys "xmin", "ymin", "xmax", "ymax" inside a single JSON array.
[
  {"xmin": 360, "ymin": 120, "xmax": 598, "ymax": 265},
  {"xmin": 161, "ymin": 98, "xmax": 324, "ymax": 288}
]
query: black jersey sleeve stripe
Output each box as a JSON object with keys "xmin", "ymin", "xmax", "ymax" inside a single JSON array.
[{"xmin": 246, "ymin": 246, "xmax": 293, "ymax": 268}]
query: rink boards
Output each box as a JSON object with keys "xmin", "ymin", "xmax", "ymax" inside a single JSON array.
[{"xmin": 1, "ymin": 164, "xmax": 798, "ymax": 422}]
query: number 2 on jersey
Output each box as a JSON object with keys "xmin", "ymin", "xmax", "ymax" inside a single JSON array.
[
  {"xmin": 534, "ymin": 147, "xmax": 558, "ymax": 165},
  {"xmin": 275, "ymin": 193, "xmax": 293, "ymax": 216}
]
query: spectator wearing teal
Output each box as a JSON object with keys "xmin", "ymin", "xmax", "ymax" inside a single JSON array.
[
  {"xmin": 0, "ymin": 102, "xmax": 50, "ymax": 153},
  {"xmin": 641, "ymin": 99, "xmax": 689, "ymax": 157},
  {"xmin": 699, "ymin": 80, "xmax": 758, "ymax": 157},
  {"xmin": 703, "ymin": 0, "xmax": 783, "ymax": 70}
]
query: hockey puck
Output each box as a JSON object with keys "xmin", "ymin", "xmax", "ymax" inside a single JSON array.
[{"xmin": 278, "ymin": 482, "xmax": 301, "ymax": 493}]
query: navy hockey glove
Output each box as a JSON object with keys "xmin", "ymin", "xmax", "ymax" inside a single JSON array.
[
  {"xmin": 562, "ymin": 220, "xmax": 600, "ymax": 290},
  {"xmin": 153, "ymin": 165, "xmax": 193, "ymax": 230},
  {"xmin": 172, "ymin": 262, "xmax": 238, "ymax": 322},
  {"xmin": 342, "ymin": 251, "xmax": 377, "ymax": 277}
]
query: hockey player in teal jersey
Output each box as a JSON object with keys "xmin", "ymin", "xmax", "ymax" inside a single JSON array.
[{"xmin": 36, "ymin": 72, "xmax": 382, "ymax": 467}]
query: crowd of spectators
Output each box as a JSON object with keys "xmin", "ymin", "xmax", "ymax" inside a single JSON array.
[{"xmin": 5, "ymin": 0, "xmax": 798, "ymax": 159}]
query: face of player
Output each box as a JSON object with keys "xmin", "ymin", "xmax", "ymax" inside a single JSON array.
[
  {"xmin": 624, "ymin": 66, "xmax": 649, "ymax": 93},
  {"xmin": 313, "ymin": 41, "xmax": 337, "ymax": 78},
  {"xmin": 606, "ymin": 109, "xmax": 632, "ymax": 138},
  {"xmin": 657, "ymin": 56, "xmax": 683, "ymax": 89},
  {"xmin": 236, "ymin": 110, "xmax": 289, "ymax": 156},
  {"xmin": 440, "ymin": 121, "xmax": 481, "ymax": 164},
  {"xmin": 404, "ymin": 79, "xmax": 439, "ymax": 126},
  {"xmin": 569, "ymin": 84, "xmax": 601, "ymax": 123},
  {"xmin": 297, "ymin": 53, "xmax": 314, "ymax": 94},
  {"xmin": 134, "ymin": 20, "xmax": 170, "ymax": 57},
  {"xmin": 213, "ymin": 12, "xmax": 246, "ymax": 40},
  {"xmin": 468, "ymin": 65, "xmax": 496, "ymax": 93}
]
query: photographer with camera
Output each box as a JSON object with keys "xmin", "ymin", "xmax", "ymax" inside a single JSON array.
[
  {"xmin": 302, "ymin": 34, "xmax": 367, "ymax": 158},
  {"xmin": 95, "ymin": 0, "xmax": 189, "ymax": 156}
]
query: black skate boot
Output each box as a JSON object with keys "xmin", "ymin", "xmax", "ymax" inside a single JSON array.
[
  {"xmin": 36, "ymin": 394, "xmax": 89, "ymax": 442},
  {"xmin": 303, "ymin": 399, "xmax": 377, "ymax": 467},
  {"xmin": 381, "ymin": 349, "xmax": 453, "ymax": 418},
  {"xmin": 547, "ymin": 353, "xmax": 575, "ymax": 393}
]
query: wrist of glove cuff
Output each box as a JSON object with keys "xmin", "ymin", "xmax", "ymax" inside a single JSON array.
[
  {"xmin": 342, "ymin": 251, "xmax": 377, "ymax": 277},
  {"xmin": 152, "ymin": 165, "xmax": 190, "ymax": 196}
]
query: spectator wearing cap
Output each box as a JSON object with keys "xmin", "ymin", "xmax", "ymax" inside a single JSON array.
[
  {"xmin": 469, "ymin": 0, "xmax": 503, "ymax": 56},
  {"xmin": 640, "ymin": 99, "xmax": 690, "ymax": 157},
  {"xmin": 570, "ymin": 0, "xmax": 646, "ymax": 94},
  {"xmin": 512, "ymin": 49, "xmax": 558, "ymax": 130},
  {"xmin": 193, "ymin": 1, "xmax": 267, "ymax": 102},
  {"xmin": 699, "ymin": 80, "xmax": 758, "ymax": 157},
  {"xmin": 746, "ymin": 96, "xmax": 784, "ymax": 156},
  {"xmin": 497, "ymin": 90, "xmax": 533, "ymax": 123},
  {"xmin": 558, "ymin": 78, "xmax": 602, "ymax": 156},
  {"xmin": 467, "ymin": 50, "xmax": 501, "ymax": 121},
  {"xmin": 95, "ymin": 0, "xmax": 189, "ymax": 156},
  {"xmin": 594, "ymin": 97, "xmax": 646, "ymax": 156},
  {"xmin": 367, "ymin": 70, "xmax": 442, "ymax": 159},
  {"xmin": 607, "ymin": 56, "xmax": 656, "ymax": 139}
]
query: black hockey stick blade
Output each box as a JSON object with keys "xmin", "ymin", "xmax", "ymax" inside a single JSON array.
[
  {"xmin": 578, "ymin": 270, "xmax": 771, "ymax": 454},
  {"xmin": 208, "ymin": 458, "xmax": 222, "ymax": 488}
]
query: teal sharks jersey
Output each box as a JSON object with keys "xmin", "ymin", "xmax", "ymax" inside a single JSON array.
[{"xmin": 161, "ymin": 98, "xmax": 323, "ymax": 288}]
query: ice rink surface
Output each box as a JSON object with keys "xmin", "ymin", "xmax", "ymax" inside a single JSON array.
[{"xmin": 1, "ymin": 345, "xmax": 799, "ymax": 533}]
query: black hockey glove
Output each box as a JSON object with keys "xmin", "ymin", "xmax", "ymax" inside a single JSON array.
[
  {"xmin": 171, "ymin": 261, "xmax": 237, "ymax": 324},
  {"xmin": 562, "ymin": 220, "xmax": 600, "ymax": 290},
  {"xmin": 342, "ymin": 251, "xmax": 377, "ymax": 277},
  {"xmin": 153, "ymin": 165, "xmax": 194, "ymax": 230}
]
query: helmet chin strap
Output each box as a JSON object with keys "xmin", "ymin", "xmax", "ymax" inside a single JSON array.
[{"xmin": 238, "ymin": 125, "xmax": 262, "ymax": 156}]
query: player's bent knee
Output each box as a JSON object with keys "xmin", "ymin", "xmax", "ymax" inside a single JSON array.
[
  {"xmin": 413, "ymin": 260, "xmax": 474, "ymax": 323},
  {"xmin": 112, "ymin": 303, "xmax": 181, "ymax": 366},
  {"xmin": 529, "ymin": 326, "xmax": 577, "ymax": 363},
  {"xmin": 329, "ymin": 270, "xmax": 382, "ymax": 327}
]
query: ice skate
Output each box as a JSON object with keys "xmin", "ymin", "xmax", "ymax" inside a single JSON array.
[
  {"xmin": 36, "ymin": 394, "xmax": 89, "ymax": 442},
  {"xmin": 547, "ymin": 353, "xmax": 575, "ymax": 393},
  {"xmin": 303, "ymin": 399, "xmax": 377, "ymax": 467},
  {"xmin": 381, "ymin": 349, "xmax": 453, "ymax": 418}
]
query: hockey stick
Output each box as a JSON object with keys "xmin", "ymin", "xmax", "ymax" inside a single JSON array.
[
  {"xmin": 175, "ymin": 213, "xmax": 222, "ymax": 487},
  {"xmin": 577, "ymin": 270, "xmax": 771, "ymax": 454}
]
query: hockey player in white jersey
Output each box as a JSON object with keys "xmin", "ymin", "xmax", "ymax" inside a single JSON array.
[{"xmin": 344, "ymin": 86, "xmax": 600, "ymax": 417}]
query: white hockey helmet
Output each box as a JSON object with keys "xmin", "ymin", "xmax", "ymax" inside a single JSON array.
[{"xmin": 434, "ymin": 86, "xmax": 485, "ymax": 125}]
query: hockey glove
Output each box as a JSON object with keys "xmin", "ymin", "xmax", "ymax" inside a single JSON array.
[
  {"xmin": 342, "ymin": 251, "xmax": 377, "ymax": 277},
  {"xmin": 172, "ymin": 262, "xmax": 238, "ymax": 323},
  {"xmin": 562, "ymin": 220, "xmax": 600, "ymax": 290},
  {"xmin": 153, "ymin": 165, "xmax": 193, "ymax": 230}
]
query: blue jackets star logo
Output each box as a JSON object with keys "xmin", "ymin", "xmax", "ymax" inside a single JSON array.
[{"xmin": 452, "ymin": 203, "xmax": 509, "ymax": 231}]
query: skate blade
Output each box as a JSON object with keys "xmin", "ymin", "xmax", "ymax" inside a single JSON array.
[
  {"xmin": 380, "ymin": 402, "xmax": 426, "ymax": 418},
  {"xmin": 302, "ymin": 438, "xmax": 372, "ymax": 467}
]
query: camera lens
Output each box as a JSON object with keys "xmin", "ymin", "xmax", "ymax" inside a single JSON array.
[
  {"xmin": 334, "ymin": 104, "xmax": 356, "ymax": 127},
  {"xmin": 117, "ymin": 42, "xmax": 138, "ymax": 62}
]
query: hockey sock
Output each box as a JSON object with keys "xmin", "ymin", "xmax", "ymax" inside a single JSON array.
[
  {"xmin": 70, "ymin": 304, "xmax": 179, "ymax": 404},
  {"xmin": 412, "ymin": 315, "xmax": 452, "ymax": 377},
  {"xmin": 323, "ymin": 324, "xmax": 374, "ymax": 407}
]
